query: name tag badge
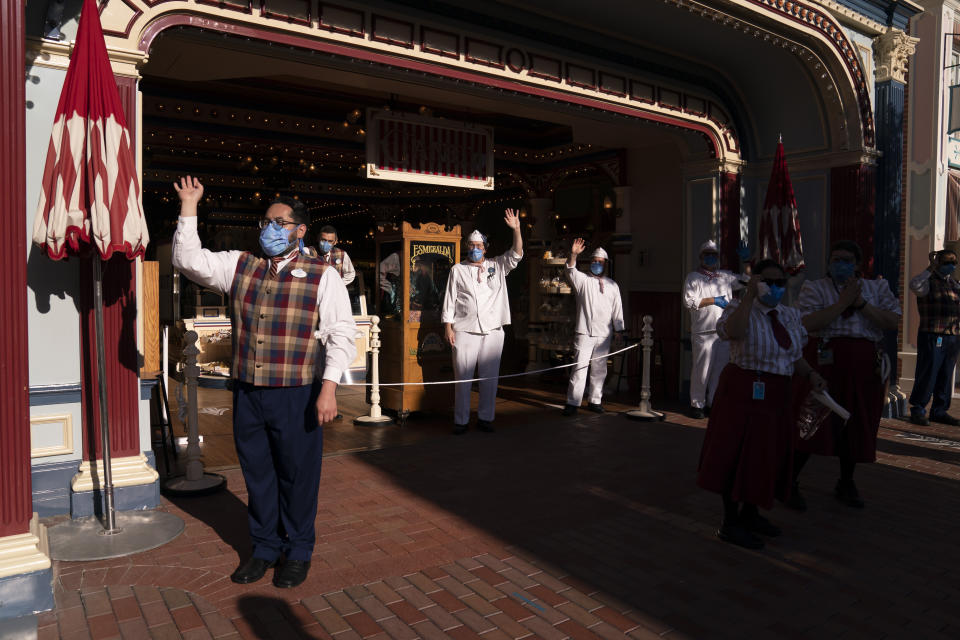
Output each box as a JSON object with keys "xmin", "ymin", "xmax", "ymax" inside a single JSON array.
[
  {"xmin": 752, "ymin": 381, "xmax": 766, "ymax": 401},
  {"xmin": 291, "ymin": 268, "xmax": 307, "ymax": 278},
  {"xmin": 937, "ymin": 336, "xmax": 944, "ymax": 348},
  {"xmin": 817, "ymin": 349, "xmax": 834, "ymax": 366}
]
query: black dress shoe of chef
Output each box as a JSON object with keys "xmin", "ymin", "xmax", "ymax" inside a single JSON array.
[
  {"xmin": 561, "ymin": 404, "xmax": 578, "ymax": 416},
  {"xmin": 477, "ymin": 419, "xmax": 495, "ymax": 432},
  {"xmin": 689, "ymin": 408, "xmax": 706, "ymax": 420},
  {"xmin": 273, "ymin": 560, "xmax": 311, "ymax": 589},
  {"xmin": 930, "ymin": 413, "xmax": 960, "ymax": 426},
  {"xmin": 586, "ymin": 403, "xmax": 605, "ymax": 414},
  {"xmin": 452, "ymin": 423, "xmax": 468, "ymax": 435},
  {"xmin": 716, "ymin": 523, "xmax": 764, "ymax": 550},
  {"xmin": 230, "ymin": 557, "xmax": 276, "ymax": 584}
]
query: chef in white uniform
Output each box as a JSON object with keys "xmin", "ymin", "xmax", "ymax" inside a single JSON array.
[
  {"xmin": 442, "ymin": 209, "xmax": 523, "ymax": 434},
  {"xmin": 683, "ymin": 240, "xmax": 745, "ymax": 419},
  {"xmin": 561, "ymin": 239, "xmax": 625, "ymax": 416}
]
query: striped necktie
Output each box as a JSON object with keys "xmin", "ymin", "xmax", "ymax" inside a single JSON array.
[
  {"xmin": 269, "ymin": 249, "xmax": 299, "ymax": 279},
  {"xmin": 767, "ymin": 309, "xmax": 792, "ymax": 350}
]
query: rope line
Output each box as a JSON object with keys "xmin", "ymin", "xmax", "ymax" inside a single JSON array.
[{"xmin": 339, "ymin": 343, "xmax": 640, "ymax": 387}]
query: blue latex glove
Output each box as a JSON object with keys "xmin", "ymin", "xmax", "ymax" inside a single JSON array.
[
  {"xmin": 714, "ymin": 295, "xmax": 728, "ymax": 308},
  {"xmin": 736, "ymin": 242, "xmax": 751, "ymax": 262}
]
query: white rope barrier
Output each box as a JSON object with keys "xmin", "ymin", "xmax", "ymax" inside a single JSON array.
[{"xmin": 338, "ymin": 342, "xmax": 640, "ymax": 387}]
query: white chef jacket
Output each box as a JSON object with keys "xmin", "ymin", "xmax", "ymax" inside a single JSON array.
[
  {"xmin": 171, "ymin": 216, "xmax": 357, "ymax": 383},
  {"xmin": 566, "ymin": 266, "xmax": 625, "ymax": 337},
  {"xmin": 441, "ymin": 250, "xmax": 523, "ymax": 334},
  {"xmin": 683, "ymin": 269, "xmax": 744, "ymax": 334}
]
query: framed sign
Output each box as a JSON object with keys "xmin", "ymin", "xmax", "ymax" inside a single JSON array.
[
  {"xmin": 949, "ymin": 136, "xmax": 960, "ymax": 170},
  {"xmin": 366, "ymin": 109, "xmax": 494, "ymax": 189}
]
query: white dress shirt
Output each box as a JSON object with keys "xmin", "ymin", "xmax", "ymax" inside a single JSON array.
[
  {"xmin": 442, "ymin": 250, "xmax": 523, "ymax": 334},
  {"xmin": 566, "ymin": 266, "xmax": 625, "ymax": 337},
  {"xmin": 683, "ymin": 269, "xmax": 744, "ymax": 334},
  {"xmin": 797, "ymin": 277, "xmax": 901, "ymax": 342},
  {"xmin": 171, "ymin": 216, "xmax": 357, "ymax": 383},
  {"xmin": 716, "ymin": 299, "xmax": 807, "ymax": 376}
]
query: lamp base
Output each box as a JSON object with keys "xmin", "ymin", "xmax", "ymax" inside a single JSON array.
[{"xmin": 48, "ymin": 511, "xmax": 184, "ymax": 561}]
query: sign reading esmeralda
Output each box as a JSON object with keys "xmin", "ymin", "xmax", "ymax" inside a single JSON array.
[{"xmin": 366, "ymin": 110, "xmax": 494, "ymax": 189}]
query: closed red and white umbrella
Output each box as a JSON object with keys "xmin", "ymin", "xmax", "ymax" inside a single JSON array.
[
  {"xmin": 758, "ymin": 139, "xmax": 805, "ymax": 274},
  {"xmin": 32, "ymin": 0, "xmax": 148, "ymax": 260},
  {"xmin": 31, "ymin": 0, "xmax": 149, "ymax": 536}
]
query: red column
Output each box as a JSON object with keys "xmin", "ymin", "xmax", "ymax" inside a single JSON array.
[
  {"xmin": 0, "ymin": 0, "xmax": 33, "ymax": 538},
  {"xmin": 831, "ymin": 164, "xmax": 877, "ymax": 276},
  {"xmin": 719, "ymin": 172, "xmax": 741, "ymax": 270},
  {"xmin": 79, "ymin": 75, "xmax": 141, "ymax": 460}
]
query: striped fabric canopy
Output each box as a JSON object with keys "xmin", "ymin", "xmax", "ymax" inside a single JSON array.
[
  {"xmin": 758, "ymin": 140, "xmax": 805, "ymax": 274},
  {"xmin": 32, "ymin": 0, "xmax": 148, "ymax": 261}
]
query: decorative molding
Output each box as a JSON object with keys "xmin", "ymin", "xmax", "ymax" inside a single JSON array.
[
  {"xmin": 0, "ymin": 514, "xmax": 50, "ymax": 580},
  {"xmin": 873, "ymin": 27, "xmax": 919, "ymax": 84},
  {"xmin": 70, "ymin": 453, "xmax": 159, "ymax": 492},
  {"xmin": 810, "ymin": 0, "xmax": 886, "ymax": 34},
  {"xmin": 30, "ymin": 414, "xmax": 74, "ymax": 459},
  {"xmin": 26, "ymin": 36, "xmax": 147, "ymax": 77}
]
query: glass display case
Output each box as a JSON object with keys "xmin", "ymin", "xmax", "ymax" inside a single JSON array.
[{"xmin": 376, "ymin": 221, "xmax": 460, "ymax": 417}]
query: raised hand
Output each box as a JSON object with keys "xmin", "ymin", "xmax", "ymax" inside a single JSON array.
[
  {"xmin": 571, "ymin": 237, "xmax": 586, "ymax": 256},
  {"xmin": 504, "ymin": 208, "xmax": 521, "ymax": 230},
  {"xmin": 173, "ymin": 176, "xmax": 204, "ymax": 204}
]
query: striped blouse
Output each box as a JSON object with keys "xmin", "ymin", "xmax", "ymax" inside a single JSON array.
[
  {"xmin": 797, "ymin": 277, "xmax": 901, "ymax": 342},
  {"xmin": 716, "ymin": 300, "xmax": 807, "ymax": 376}
]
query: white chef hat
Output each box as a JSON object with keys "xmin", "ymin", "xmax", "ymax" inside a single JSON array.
[
  {"xmin": 592, "ymin": 247, "xmax": 608, "ymax": 261},
  {"xmin": 467, "ymin": 230, "xmax": 486, "ymax": 243},
  {"xmin": 699, "ymin": 239, "xmax": 719, "ymax": 254}
]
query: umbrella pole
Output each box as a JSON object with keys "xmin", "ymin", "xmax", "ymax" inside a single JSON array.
[{"xmin": 93, "ymin": 257, "xmax": 120, "ymax": 535}]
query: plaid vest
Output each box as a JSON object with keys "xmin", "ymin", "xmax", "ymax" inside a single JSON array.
[
  {"xmin": 230, "ymin": 252, "xmax": 327, "ymax": 387},
  {"xmin": 317, "ymin": 247, "xmax": 345, "ymax": 277},
  {"xmin": 916, "ymin": 274, "xmax": 960, "ymax": 335}
]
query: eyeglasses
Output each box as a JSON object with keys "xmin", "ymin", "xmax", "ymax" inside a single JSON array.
[
  {"xmin": 258, "ymin": 218, "xmax": 300, "ymax": 230},
  {"xmin": 762, "ymin": 278, "xmax": 787, "ymax": 287}
]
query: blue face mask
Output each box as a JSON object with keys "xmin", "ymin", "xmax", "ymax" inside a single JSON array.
[
  {"xmin": 590, "ymin": 262, "xmax": 604, "ymax": 276},
  {"xmin": 318, "ymin": 240, "xmax": 333, "ymax": 254},
  {"xmin": 702, "ymin": 255, "xmax": 719, "ymax": 268},
  {"xmin": 760, "ymin": 284, "xmax": 785, "ymax": 307},
  {"xmin": 259, "ymin": 221, "xmax": 295, "ymax": 257},
  {"xmin": 829, "ymin": 260, "xmax": 855, "ymax": 282},
  {"xmin": 468, "ymin": 248, "xmax": 484, "ymax": 262},
  {"xmin": 939, "ymin": 263, "xmax": 957, "ymax": 277}
]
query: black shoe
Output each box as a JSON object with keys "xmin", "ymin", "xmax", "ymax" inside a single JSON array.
[
  {"xmin": 273, "ymin": 560, "xmax": 310, "ymax": 589},
  {"xmin": 231, "ymin": 557, "xmax": 276, "ymax": 584},
  {"xmin": 741, "ymin": 513, "xmax": 782, "ymax": 537},
  {"xmin": 716, "ymin": 523, "xmax": 764, "ymax": 550},
  {"xmin": 909, "ymin": 413, "xmax": 930, "ymax": 426},
  {"xmin": 835, "ymin": 479, "xmax": 865, "ymax": 508},
  {"xmin": 452, "ymin": 423, "xmax": 468, "ymax": 435},
  {"xmin": 477, "ymin": 419, "xmax": 495, "ymax": 433},
  {"xmin": 930, "ymin": 413, "xmax": 960, "ymax": 426},
  {"xmin": 689, "ymin": 408, "xmax": 706, "ymax": 419},
  {"xmin": 561, "ymin": 404, "xmax": 578, "ymax": 416},
  {"xmin": 783, "ymin": 483, "xmax": 807, "ymax": 512},
  {"xmin": 586, "ymin": 403, "xmax": 604, "ymax": 414}
]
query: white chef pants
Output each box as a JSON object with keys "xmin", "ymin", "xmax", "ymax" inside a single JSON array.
[
  {"xmin": 453, "ymin": 328, "xmax": 505, "ymax": 425},
  {"xmin": 690, "ymin": 331, "xmax": 729, "ymax": 409},
  {"xmin": 566, "ymin": 333, "xmax": 612, "ymax": 407}
]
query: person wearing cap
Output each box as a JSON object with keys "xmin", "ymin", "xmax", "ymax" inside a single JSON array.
[
  {"xmin": 683, "ymin": 240, "xmax": 746, "ymax": 419},
  {"xmin": 171, "ymin": 176, "xmax": 356, "ymax": 588},
  {"xmin": 442, "ymin": 209, "xmax": 524, "ymax": 434},
  {"xmin": 907, "ymin": 247, "xmax": 960, "ymax": 427},
  {"xmin": 561, "ymin": 238, "xmax": 625, "ymax": 416},
  {"xmin": 311, "ymin": 225, "xmax": 355, "ymax": 285},
  {"xmin": 791, "ymin": 240, "xmax": 901, "ymax": 510}
]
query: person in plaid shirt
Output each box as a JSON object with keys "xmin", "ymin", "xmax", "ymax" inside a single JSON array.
[
  {"xmin": 172, "ymin": 176, "xmax": 356, "ymax": 589},
  {"xmin": 908, "ymin": 248, "xmax": 960, "ymax": 427}
]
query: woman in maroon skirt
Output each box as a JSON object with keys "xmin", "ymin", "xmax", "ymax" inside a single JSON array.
[
  {"xmin": 792, "ymin": 241, "xmax": 901, "ymax": 509},
  {"xmin": 697, "ymin": 260, "xmax": 826, "ymax": 550}
]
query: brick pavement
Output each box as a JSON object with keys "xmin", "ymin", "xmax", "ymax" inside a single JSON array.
[{"xmin": 35, "ymin": 409, "xmax": 960, "ymax": 639}]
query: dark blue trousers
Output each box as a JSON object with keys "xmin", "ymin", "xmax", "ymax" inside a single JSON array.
[
  {"xmin": 909, "ymin": 332, "xmax": 960, "ymax": 418},
  {"xmin": 233, "ymin": 380, "xmax": 322, "ymax": 562}
]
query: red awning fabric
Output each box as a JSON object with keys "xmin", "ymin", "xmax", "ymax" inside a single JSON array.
[
  {"xmin": 32, "ymin": 0, "xmax": 148, "ymax": 261},
  {"xmin": 758, "ymin": 140, "xmax": 805, "ymax": 274}
]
